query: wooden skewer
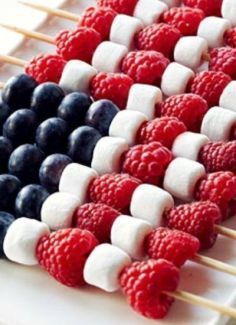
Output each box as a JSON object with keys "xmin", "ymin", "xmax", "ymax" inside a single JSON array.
[
  {"xmin": 0, "ymin": 82, "xmax": 5, "ymax": 89},
  {"xmin": 193, "ymin": 254, "xmax": 236, "ymax": 276},
  {"xmin": 0, "ymin": 54, "xmax": 26, "ymax": 67},
  {"xmin": 215, "ymin": 225, "xmax": 236, "ymax": 240}
]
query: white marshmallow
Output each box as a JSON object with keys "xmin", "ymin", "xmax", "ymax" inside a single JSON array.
[
  {"xmin": 91, "ymin": 137, "xmax": 128, "ymax": 175},
  {"xmin": 130, "ymin": 184, "xmax": 174, "ymax": 227},
  {"xmin": 92, "ymin": 41, "xmax": 128, "ymax": 73},
  {"xmin": 219, "ymin": 81, "xmax": 236, "ymax": 113},
  {"xmin": 172, "ymin": 132, "xmax": 210, "ymax": 161},
  {"xmin": 133, "ymin": 0, "xmax": 168, "ymax": 26},
  {"xmin": 163, "ymin": 158, "xmax": 206, "ymax": 201},
  {"xmin": 59, "ymin": 163, "xmax": 98, "ymax": 204},
  {"xmin": 41, "ymin": 192, "xmax": 80, "ymax": 230},
  {"xmin": 126, "ymin": 84, "xmax": 162, "ymax": 120},
  {"xmin": 111, "ymin": 215, "xmax": 152, "ymax": 260},
  {"xmin": 160, "ymin": 0, "xmax": 181, "ymax": 7},
  {"xmin": 161, "ymin": 62, "xmax": 195, "ymax": 96},
  {"xmin": 59, "ymin": 60, "xmax": 97, "ymax": 94},
  {"xmin": 201, "ymin": 106, "xmax": 236, "ymax": 141},
  {"xmin": 222, "ymin": 0, "xmax": 236, "ymax": 26},
  {"xmin": 84, "ymin": 244, "xmax": 131, "ymax": 292},
  {"xmin": 109, "ymin": 110, "xmax": 147, "ymax": 146},
  {"xmin": 174, "ymin": 36, "xmax": 208, "ymax": 70},
  {"xmin": 110, "ymin": 15, "xmax": 143, "ymax": 50},
  {"xmin": 3, "ymin": 218, "xmax": 50, "ymax": 266}
]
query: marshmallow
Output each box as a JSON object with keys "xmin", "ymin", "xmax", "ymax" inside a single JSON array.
[
  {"xmin": 59, "ymin": 163, "xmax": 98, "ymax": 203},
  {"xmin": 161, "ymin": 62, "xmax": 195, "ymax": 96},
  {"xmin": 91, "ymin": 137, "xmax": 128, "ymax": 175},
  {"xmin": 172, "ymin": 132, "xmax": 210, "ymax": 161},
  {"xmin": 163, "ymin": 158, "xmax": 206, "ymax": 201},
  {"xmin": 109, "ymin": 110, "xmax": 147, "ymax": 146},
  {"xmin": 41, "ymin": 192, "xmax": 80, "ymax": 230},
  {"xmin": 133, "ymin": 0, "xmax": 168, "ymax": 26},
  {"xmin": 160, "ymin": 0, "xmax": 181, "ymax": 7},
  {"xmin": 59, "ymin": 60, "xmax": 97, "ymax": 94},
  {"xmin": 130, "ymin": 184, "xmax": 174, "ymax": 227},
  {"xmin": 110, "ymin": 15, "xmax": 143, "ymax": 50},
  {"xmin": 111, "ymin": 215, "xmax": 152, "ymax": 260},
  {"xmin": 92, "ymin": 42, "xmax": 128, "ymax": 73},
  {"xmin": 126, "ymin": 84, "xmax": 162, "ymax": 120},
  {"xmin": 84, "ymin": 244, "xmax": 131, "ymax": 292},
  {"xmin": 201, "ymin": 106, "xmax": 236, "ymax": 141},
  {"xmin": 174, "ymin": 36, "xmax": 208, "ymax": 70},
  {"xmin": 3, "ymin": 218, "xmax": 49, "ymax": 266},
  {"xmin": 219, "ymin": 81, "xmax": 236, "ymax": 113},
  {"xmin": 222, "ymin": 0, "xmax": 236, "ymax": 26}
]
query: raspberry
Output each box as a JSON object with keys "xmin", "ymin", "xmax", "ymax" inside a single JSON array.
[
  {"xmin": 119, "ymin": 259, "xmax": 180, "ymax": 319},
  {"xmin": 80, "ymin": 7, "xmax": 117, "ymax": 40},
  {"xmin": 122, "ymin": 142, "xmax": 173, "ymax": 184},
  {"xmin": 162, "ymin": 7, "xmax": 205, "ymax": 36},
  {"xmin": 25, "ymin": 54, "xmax": 66, "ymax": 84},
  {"xmin": 158, "ymin": 94, "xmax": 208, "ymax": 132},
  {"xmin": 73, "ymin": 203, "xmax": 120, "ymax": 243},
  {"xmin": 136, "ymin": 23, "xmax": 181, "ymax": 59},
  {"xmin": 55, "ymin": 27, "xmax": 101, "ymax": 63},
  {"xmin": 224, "ymin": 27, "xmax": 236, "ymax": 48},
  {"xmin": 36, "ymin": 228, "xmax": 98, "ymax": 287},
  {"xmin": 96, "ymin": 0, "xmax": 137, "ymax": 15},
  {"xmin": 195, "ymin": 172, "xmax": 236, "ymax": 219},
  {"xmin": 183, "ymin": 0, "xmax": 223, "ymax": 16},
  {"xmin": 121, "ymin": 51, "xmax": 169, "ymax": 86},
  {"xmin": 90, "ymin": 72, "xmax": 133, "ymax": 109},
  {"xmin": 209, "ymin": 47, "xmax": 236, "ymax": 79},
  {"xmin": 89, "ymin": 173, "xmax": 141, "ymax": 211},
  {"xmin": 165, "ymin": 202, "xmax": 221, "ymax": 249},
  {"xmin": 189, "ymin": 71, "xmax": 231, "ymax": 107},
  {"xmin": 137, "ymin": 117, "xmax": 186, "ymax": 148}
]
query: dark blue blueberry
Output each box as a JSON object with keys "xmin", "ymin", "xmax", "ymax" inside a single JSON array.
[
  {"xmin": 0, "ymin": 174, "xmax": 21, "ymax": 212},
  {"xmin": 35, "ymin": 117, "xmax": 69, "ymax": 154},
  {"xmin": 0, "ymin": 212, "xmax": 15, "ymax": 257},
  {"xmin": 8, "ymin": 144, "xmax": 45, "ymax": 184},
  {"xmin": 0, "ymin": 137, "xmax": 13, "ymax": 173},
  {"xmin": 3, "ymin": 109, "xmax": 38, "ymax": 147},
  {"xmin": 57, "ymin": 92, "xmax": 92, "ymax": 128},
  {"xmin": 67, "ymin": 126, "xmax": 102, "ymax": 166},
  {"xmin": 39, "ymin": 154, "xmax": 72, "ymax": 193},
  {"xmin": 31, "ymin": 82, "xmax": 65, "ymax": 121},
  {"xmin": 85, "ymin": 99, "xmax": 119, "ymax": 136},
  {"xmin": 15, "ymin": 184, "xmax": 49, "ymax": 220},
  {"xmin": 2, "ymin": 74, "xmax": 37, "ymax": 111},
  {"xmin": 0, "ymin": 100, "xmax": 11, "ymax": 133}
]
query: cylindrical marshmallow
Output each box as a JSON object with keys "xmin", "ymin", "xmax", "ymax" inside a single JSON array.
[
  {"xmin": 133, "ymin": 0, "xmax": 168, "ymax": 26},
  {"xmin": 126, "ymin": 84, "xmax": 162, "ymax": 120},
  {"xmin": 201, "ymin": 106, "xmax": 236, "ymax": 141},
  {"xmin": 130, "ymin": 184, "xmax": 174, "ymax": 227},
  {"xmin": 59, "ymin": 163, "xmax": 98, "ymax": 203},
  {"xmin": 109, "ymin": 110, "xmax": 147, "ymax": 146},
  {"xmin": 222, "ymin": 0, "xmax": 236, "ymax": 26},
  {"xmin": 83, "ymin": 244, "xmax": 131, "ymax": 292},
  {"xmin": 3, "ymin": 218, "xmax": 50, "ymax": 266},
  {"xmin": 219, "ymin": 81, "xmax": 236, "ymax": 113},
  {"xmin": 163, "ymin": 158, "xmax": 206, "ymax": 201}
]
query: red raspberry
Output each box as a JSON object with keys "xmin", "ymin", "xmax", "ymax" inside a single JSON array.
[
  {"xmin": 25, "ymin": 54, "xmax": 66, "ymax": 84},
  {"xmin": 136, "ymin": 23, "xmax": 181, "ymax": 59},
  {"xmin": 121, "ymin": 51, "xmax": 169, "ymax": 86},
  {"xmin": 36, "ymin": 228, "xmax": 98, "ymax": 287},
  {"xmin": 165, "ymin": 201, "xmax": 221, "ymax": 249},
  {"xmin": 122, "ymin": 142, "xmax": 173, "ymax": 184},
  {"xmin": 137, "ymin": 117, "xmax": 186, "ymax": 149},
  {"xmin": 73, "ymin": 203, "xmax": 120, "ymax": 243},
  {"xmin": 224, "ymin": 27, "xmax": 236, "ymax": 48},
  {"xmin": 89, "ymin": 173, "xmax": 141, "ymax": 211},
  {"xmin": 55, "ymin": 27, "xmax": 101, "ymax": 63},
  {"xmin": 183, "ymin": 0, "xmax": 223, "ymax": 16},
  {"xmin": 209, "ymin": 47, "xmax": 236, "ymax": 79},
  {"xmin": 80, "ymin": 7, "xmax": 117, "ymax": 40},
  {"xmin": 162, "ymin": 7, "xmax": 205, "ymax": 36},
  {"xmin": 158, "ymin": 94, "xmax": 208, "ymax": 132},
  {"xmin": 195, "ymin": 172, "xmax": 236, "ymax": 219},
  {"xmin": 189, "ymin": 71, "xmax": 232, "ymax": 107},
  {"xmin": 90, "ymin": 72, "xmax": 133, "ymax": 109},
  {"xmin": 119, "ymin": 259, "xmax": 180, "ymax": 319},
  {"xmin": 96, "ymin": 0, "xmax": 137, "ymax": 15}
]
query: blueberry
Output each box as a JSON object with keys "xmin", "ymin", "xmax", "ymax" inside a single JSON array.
[
  {"xmin": 0, "ymin": 137, "xmax": 13, "ymax": 173},
  {"xmin": 2, "ymin": 74, "xmax": 37, "ymax": 111},
  {"xmin": 0, "ymin": 174, "xmax": 21, "ymax": 212},
  {"xmin": 3, "ymin": 109, "xmax": 38, "ymax": 147},
  {"xmin": 68, "ymin": 126, "xmax": 102, "ymax": 166},
  {"xmin": 85, "ymin": 99, "xmax": 119, "ymax": 136},
  {"xmin": 57, "ymin": 92, "xmax": 92, "ymax": 128},
  {"xmin": 39, "ymin": 154, "xmax": 72, "ymax": 193},
  {"xmin": 36, "ymin": 117, "xmax": 69, "ymax": 154},
  {"xmin": 0, "ymin": 212, "xmax": 15, "ymax": 257},
  {"xmin": 31, "ymin": 82, "xmax": 65, "ymax": 121},
  {"xmin": 15, "ymin": 184, "xmax": 49, "ymax": 220},
  {"xmin": 0, "ymin": 100, "xmax": 11, "ymax": 133},
  {"xmin": 8, "ymin": 144, "xmax": 45, "ymax": 184}
]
